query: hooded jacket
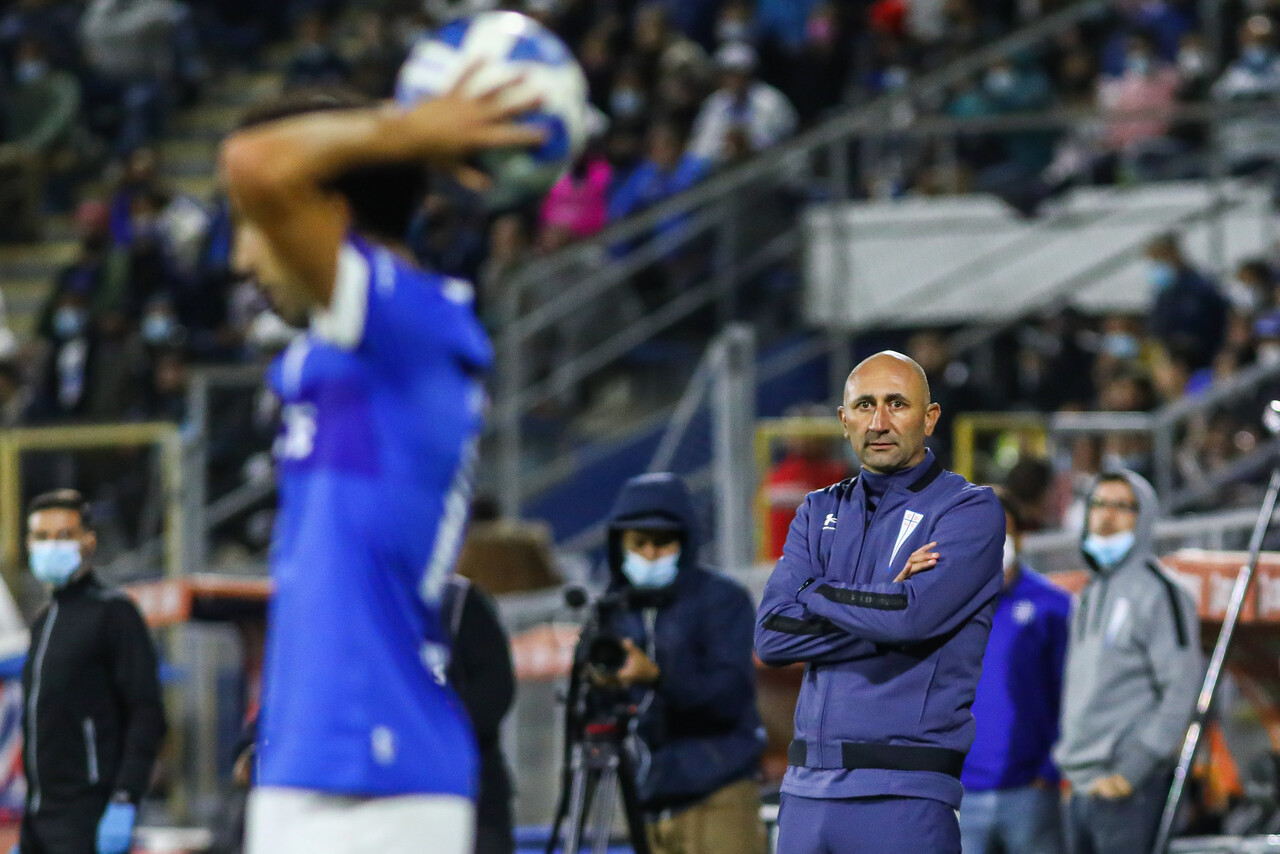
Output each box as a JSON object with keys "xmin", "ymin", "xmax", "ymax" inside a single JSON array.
[
  {"xmin": 754, "ymin": 450, "xmax": 1005, "ymax": 808},
  {"xmin": 601, "ymin": 473, "xmax": 765, "ymax": 812},
  {"xmin": 1053, "ymin": 470, "xmax": 1203, "ymax": 790}
]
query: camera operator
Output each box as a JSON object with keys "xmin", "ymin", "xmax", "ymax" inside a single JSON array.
[{"xmin": 590, "ymin": 472, "xmax": 766, "ymax": 854}]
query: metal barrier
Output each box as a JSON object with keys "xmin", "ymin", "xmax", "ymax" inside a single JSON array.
[
  {"xmin": 951, "ymin": 359, "xmax": 1280, "ymax": 510},
  {"xmin": 497, "ymin": 102, "xmax": 1280, "ymax": 523},
  {"xmin": 0, "ymin": 422, "xmax": 183, "ymax": 591}
]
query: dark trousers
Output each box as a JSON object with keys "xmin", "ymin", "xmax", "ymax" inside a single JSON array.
[
  {"xmin": 1064, "ymin": 773, "xmax": 1170, "ymax": 854},
  {"xmin": 19, "ymin": 795, "xmax": 107, "ymax": 854},
  {"xmin": 776, "ymin": 792, "xmax": 961, "ymax": 854}
]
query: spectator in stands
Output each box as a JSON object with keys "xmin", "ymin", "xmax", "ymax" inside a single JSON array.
[
  {"xmin": 30, "ymin": 288, "xmax": 98, "ymax": 421},
  {"xmin": 1144, "ymin": 232, "xmax": 1228, "ymax": 370},
  {"xmin": 1098, "ymin": 31, "xmax": 1182, "ymax": 168},
  {"xmin": 0, "ymin": 360, "xmax": 30, "ymax": 427},
  {"xmin": 0, "ymin": 0, "xmax": 84, "ymax": 74},
  {"xmin": 1056, "ymin": 470, "xmax": 1203, "ymax": 854},
  {"xmin": 79, "ymin": 0, "xmax": 197, "ymax": 153},
  {"xmin": 907, "ymin": 330, "xmax": 986, "ymax": 463},
  {"xmin": 343, "ymin": 11, "xmax": 403, "ymax": 99},
  {"xmin": 140, "ymin": 344, "xmax": 187, "ymax": 421},
  {"xmin": 688, "ymin": 42, "xmax": 797, "ymax": 166},
  {"xmin": 0, "ymin": 37, "xmax": 80, "ymax": 242},
  {"xmin": 960, "ymin": 488, "xmax": 1069, "ymax": 854},
  {"xmin": 1099, "ymin": 0, "xmax": 1194, "ymax": 78},
  {"xmin": 284, "ymin": 11, "xmax": 349, "ymax": 91},
  {"xmin": 755, "ymin": 0, "xmax": 822, "ymax": 63},
  {"xmin": 108, "ymin": 146, "xmax": 160, "ymax": 246},
  {"xmin": 408, "ymin": 192, "xmax": 486, "ymax": 286},
  {"xmin": 1212, "ymin": 15, "xmax": 1280, "ymax": 175},
  {"xmin": 632, "ymin": 4, "xmax": 707, "ymax": 96},
  {"xmin": 1228, "ymin": 258, "xmax": 1276, "ymax": 315},
  {"xmin": 539, "ymin": 109, "xmax": 612, "ymax": 242},
  {"xmin": 597, "ymin": 472, "xmax": 766, "ymax": 854},
  {"xmin": 788, "ymin": 3, "xmax": 848, "ymax": 126},
  {"xmin": 608, "ymin": 119, "xmax": 708, "ymax": 223}
]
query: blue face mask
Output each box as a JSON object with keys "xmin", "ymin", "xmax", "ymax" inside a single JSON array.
[
  {"xmin": 1147, "ymin": 261, "xmax": 1176, "ymax": 292},
  {"xmin": 621, "ymin": 549, "xmax": 680, "ymax": 589},
  {"xmin": 1244, "ymin": 46, "xmax": 1273, "ymax": 68},
  {"xmin": 29, "ymin": 540, "xmax": 82, "ymax": 586},
  {"xmin": 1083, "ymin": 530, "xmax": 1136, "ymax": 569}
]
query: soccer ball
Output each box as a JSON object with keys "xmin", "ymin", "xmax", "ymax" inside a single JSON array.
[{"xmin": 395, "ymin": 11, "xmax": 590, "ymax": 207}]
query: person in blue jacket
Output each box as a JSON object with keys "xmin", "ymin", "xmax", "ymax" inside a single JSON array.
[
  {"xmin": 959, "ymin": 487, "xmax": 1070, "ymax": 854},
  {"xmin": 755, "ymin": 350, "xmax": 1005, "ymax": 854},
  {"xmin": 596, "ymin": 472, "xmax": 767, "ymax": 854}
]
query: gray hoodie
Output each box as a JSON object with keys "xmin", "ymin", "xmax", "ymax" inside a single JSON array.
[{"xmin": 1053, "ymin": 470, "xmax": 1204, "ymax": 790}]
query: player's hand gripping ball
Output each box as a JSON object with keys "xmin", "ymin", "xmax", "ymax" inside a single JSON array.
[{"xmin": 396, "ymin": 11, "xmax": 590, "ymax": 206}]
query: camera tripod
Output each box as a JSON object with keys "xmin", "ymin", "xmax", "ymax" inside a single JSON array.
[{"xmin": 545, "ymin": 713, "xmax": 652, "ymax": 854}]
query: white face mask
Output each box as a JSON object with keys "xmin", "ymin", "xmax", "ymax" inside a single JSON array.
[
  {"xmin": 621, "ymin": 549, "xmax": 680, "ymax": 589},
  {"xmin": 1002, "ymin": 535, "xmax": 1017, "ymax": 570}
]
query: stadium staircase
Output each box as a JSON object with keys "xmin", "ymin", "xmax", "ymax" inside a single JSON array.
[{"xmin": 0, "ymin": 68, "xmax": 283, "ymax": 342}]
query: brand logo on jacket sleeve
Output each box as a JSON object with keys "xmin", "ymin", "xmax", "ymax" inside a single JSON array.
[{"xmin": 823, "ymin": 514, "xmax": 838, "ymax": 530}]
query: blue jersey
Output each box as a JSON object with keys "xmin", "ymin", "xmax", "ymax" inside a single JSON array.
[
  {"xmin": 961, "ymin": 566, "xmax": 1070, "ymax": 792},
  {"xmin": 257, "ymin": 235, "xmax": 491, "ymax": 797}
]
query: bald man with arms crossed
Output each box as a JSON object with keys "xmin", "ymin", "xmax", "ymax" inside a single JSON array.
[{"xmin": 755, "ymin": 351, "xmax": 1005, "ymax": 854}]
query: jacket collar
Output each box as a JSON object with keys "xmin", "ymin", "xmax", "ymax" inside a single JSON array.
[{"xmin": 858, "ymin": 449, "xmax": 943, "ymax": 496}]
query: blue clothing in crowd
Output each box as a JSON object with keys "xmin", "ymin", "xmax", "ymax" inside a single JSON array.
[
  {"xmin": 756, "ymin": 450, "xmax": 1005, "ymax": 810},
  {"xmin": 607, "ymin": 154, "xmax": 708, "ymax": 224},
  {"xmin": 962, "ymin": 565, "xmax": 1070, "ymax": 792}
]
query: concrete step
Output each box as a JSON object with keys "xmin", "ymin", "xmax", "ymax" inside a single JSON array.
[
  {"xmin": 172, "ymin": 104, "xmax": 245, "ymax": 141},
  {"xmin": 2, "ymin": 276, "xmax": 50, "ymax": 322},
  {"xmin": 204, "ymin": 70, "xmax": 283, "ymax": 109},
  {"xmin": 0, "ymin": 240, "xmax": 76, "ymax": 281}
]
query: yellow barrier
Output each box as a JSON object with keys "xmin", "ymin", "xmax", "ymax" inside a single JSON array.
[
  {"xmin": 754, "ymin": 413, "xmax": 1053, "ymax": 560},
  {"xmin": 0, "ymin": 422, "xmax": 183, "ymax": 593},
  {"xmin": 950, "ymin": 413, "xmax": 1050, "ymax": 484}
]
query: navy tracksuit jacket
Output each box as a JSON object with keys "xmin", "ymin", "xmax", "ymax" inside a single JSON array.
[{"xmin": 755, "ymin": 450, "xmax": 1004, "ymax": 810}]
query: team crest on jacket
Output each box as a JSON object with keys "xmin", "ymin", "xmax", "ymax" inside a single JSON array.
[
  {"xmin": 889, "ymin": 510, "xmax": 924, "ymax": 567},
  {"xmin": 1012, "ymin": 600, "xmax": 1036, "ymax": 625}
]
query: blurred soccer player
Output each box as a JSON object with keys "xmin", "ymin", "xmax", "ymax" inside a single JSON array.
[{"xmin": 220, "ymin": 78, "xmax": 541, "ymax": 854}]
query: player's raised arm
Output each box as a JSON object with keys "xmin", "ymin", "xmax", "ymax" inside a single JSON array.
[{"xmin": 220, "ymin": 73, "xmax": 543, "ymax": 305}]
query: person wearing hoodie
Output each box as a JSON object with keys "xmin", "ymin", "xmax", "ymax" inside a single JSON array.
[
  {"xmin": 596, "ymin": 472, "xmax": 767, "ymax": 854},
  {"xmin": 755, "ymin": 351, "xmax": 1005, "ymax": 854},
  {"xmin": 1054, "ymin": 470, "xmax": 1203, "ymax": 854}
]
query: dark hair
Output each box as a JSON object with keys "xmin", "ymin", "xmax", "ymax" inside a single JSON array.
[
  {"xmin": 1004, "ymin": 456, "xmax": 1052, "ymax": 503},
  {"xmin": 1093, "ymin": 472, "xmax": 1136, "ymax": 502},
  {"xmin": 988, "ymin": 485, "xmax": 1026, "ymax": 532},
  {"xmin": 236, "ymin": 88, "xmax": 429, "ymax": 244},
  {"xmin": 27, "ymin": 489, "xmax": 93, "ymax": 530}
]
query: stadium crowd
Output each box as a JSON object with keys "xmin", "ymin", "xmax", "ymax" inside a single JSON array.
[{"xmin": 0, "ymin": 0, "xmax": 1273, "ymax": 546}]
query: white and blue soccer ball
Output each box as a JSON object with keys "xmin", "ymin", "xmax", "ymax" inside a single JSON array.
[{"xmin": 395, "ymin": 11, "xmax": 590, "ymax": 206}]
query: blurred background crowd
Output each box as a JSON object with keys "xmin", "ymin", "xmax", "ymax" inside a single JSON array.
[{"xmin": 1, "ymin": 0, "xmax": 1277, "ymax": 551}]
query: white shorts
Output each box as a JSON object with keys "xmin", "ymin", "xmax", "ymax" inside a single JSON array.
[{"xmin": 245, "ymin": 787, "xmax": 475, "ymax": 854}]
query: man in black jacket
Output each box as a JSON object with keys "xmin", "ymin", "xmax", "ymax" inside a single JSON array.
[
  {"xmin": 18, "ymin": 489, "xmax": 167, "ymax": 854},
  {"xmin": 442, "ymin": 575, "xmax": 515, "ymax": 854}
]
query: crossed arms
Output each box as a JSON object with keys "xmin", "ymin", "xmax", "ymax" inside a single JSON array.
[{"xmin": 754, "ymin": 492, "xmax": 1005, "ymax": 667}]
